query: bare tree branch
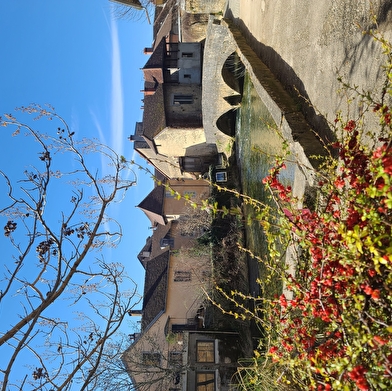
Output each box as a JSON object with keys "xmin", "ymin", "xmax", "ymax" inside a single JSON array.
[{"xmin": 0, "ymin": 105, "xmax": 142, "ymax": 391}]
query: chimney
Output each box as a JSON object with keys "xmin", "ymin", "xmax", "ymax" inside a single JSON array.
[
  {"xmin": 129, "ymin": 134, "xmax": 144, "ymax": 142},
  {"xmin": 128, "ymin": 333, "xmax": 141, "ymax": 341},
  {"xmin": 140, "ymin": 87, "xmax": 155, "ymax": 96},
  {"xmin": 143, "ymin": 47, "xmax": 153, "ymax": 55},
  {"xmin": 128, "ymin": 309, "xmax": 143, "ymax": 316}
]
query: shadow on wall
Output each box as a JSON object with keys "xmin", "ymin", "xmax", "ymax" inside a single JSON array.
[
  {"xmin": 378, "ymin": 1, "xmax": 392, "ymax": 25},
  {"xmin": 225, "ymin": 1, "xmax": 392, "ymax": 144}
]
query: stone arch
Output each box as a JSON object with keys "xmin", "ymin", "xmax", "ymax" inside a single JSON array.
[
  {"xmin": 202, "ymin": 16, "xmax": 243, "ymax": 147},
  {"xmin": 216, "ymin": 109, "xmax": 238, "ymax": 136},
  {"xmin": 221, "ymin": 52, "xmax": 245, "ymax": 95}
]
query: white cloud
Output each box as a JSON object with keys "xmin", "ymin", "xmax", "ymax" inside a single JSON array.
[{"xmin": 109, "ymin": 18, "xmax": 124, "ymax": 156}]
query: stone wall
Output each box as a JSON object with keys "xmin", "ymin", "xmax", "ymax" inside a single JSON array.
[
  {"xmin": 181, "ymin": 12, "xmax": 209, "ymax": 42},
  {"xmin": 164, "ymin": 84, "xmax": 203, "ymax": 127},
  {"xmin": 180, "ymin": 0, "xmax": 227, "ymax": 42},
  {"xmin": 201, "ymin": 16, "xmax": 240, "ymax": 151},
  {"xmin": 183, "ymin": 0, "xmax": 226, "ymax": 14}
]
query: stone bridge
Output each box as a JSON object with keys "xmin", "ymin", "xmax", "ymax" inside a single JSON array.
[
  {"xmin": 202, "ymin": 16, "xmax": 325, "ymax": 173},
  {"xmin": 202, "ymin": 16, "xmax": 240, "ymax": 151}
]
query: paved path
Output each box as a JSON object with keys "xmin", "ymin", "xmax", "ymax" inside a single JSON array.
[{"xmin": 224, "ymin": 0, "xmax": 392, "ymax": 141}]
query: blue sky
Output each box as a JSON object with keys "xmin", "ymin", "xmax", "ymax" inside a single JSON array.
[{"xmin": 0, "ymin": 1, "xmax": 153, "ymax": 316}]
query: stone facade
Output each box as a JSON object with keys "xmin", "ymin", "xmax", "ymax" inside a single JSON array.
[
  {"xmin": 182, "ymin": 0, "xmax": 226, "ymax": 14},
  {"xmin": 122, "ymin": 208, "xmax": 212, "ymax": 391},
  {"xmin": 187, "ymin": 332, "xmax": 241, "ymax": 391},
  {"xmin": 125, "ymin": 4, "xmax": 244, "ymax": 391},
  {"xmin": 133, "ymin": 37, "xmax": 219, "ymax": 178}
]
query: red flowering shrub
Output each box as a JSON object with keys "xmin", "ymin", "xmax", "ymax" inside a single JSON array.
[
  {"xmin": 214, "ymin": 31, "xmax": 392, "ymax": 391},
  {"xmin": 260, "ymin": 117, "xmax": 392, "ymax": 389},
  {"xmin": 251, "ymin": 35, "xmax": 392, "ymax": 391}
]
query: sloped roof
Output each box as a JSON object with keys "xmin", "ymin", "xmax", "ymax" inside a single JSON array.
[
  {"xmin": 152, "ymin": 0, "xmax": 176, "ymax": 44},
  {"xmin": 142, "ymin": 83, "xmax": 166, "ymax": 142},
  {"xmin": 141, "ymin": 250, "xmax": 169, "ymax": 330},
  {"xmin": 134, "ymin": 146, "xmax": 186, "ymax": 179},
  {"xmin": 143, "ymin": 38, "xmax": 165, "ymax": 71},
  {"xmin": 154, "ymin": 169, "xmax": 166, "ymax": 183},
  {"xmin": 137, "ymin": 185, "xmax": 166, "ymax": 226},
  {"xmin": 137, "ymin": 236, "xmax": 152, "ymax": 268},
  {"xmin": 143, "ymin": 68, "xmax": 164, "ymax": 85}
]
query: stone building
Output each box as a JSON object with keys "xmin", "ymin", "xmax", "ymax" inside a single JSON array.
[
  {"xmin": 123, "ymin": 3, "xmax": 242, "ymax": 391},
  {"xmin": 123, "ymin": 199, "xmax": 240, "ymax": 391},
  {"xmin": 131, "ymin": 36, "xmax": 219, "ymax": 178},
  {"xmin": 136, "ymin": 177, "xmax": 210, "ymax": 226}
]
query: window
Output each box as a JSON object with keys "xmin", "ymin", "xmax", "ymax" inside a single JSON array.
[
  {"xmin": 169, "ymin": 351, "xmax": 183, "ymax": 364},
  {"xmin": 183, "ymin": 191, "xmax": 196, "ymax": 199},
  {"xmin": 174, "ymin": 270, "xmax": 191, "ymax": 282},
  {"xmin": 142, "ymin": 352, "xmax": 160, "ymax": 366},
  {"xmin": 166, "ymin": 190, "xmax": 175, "ymax": 198},
  {"xmin": 173, "ymin": 94, "xmax": 193, "ymax": 105},
  {"xmin": 182, "ymin": 52, "xmax": 193, "ymax": 58},
  {"xmin": 184, "ymin": 74, "xmax": 191, "ymax": 79},
  {"xmin": 160, "ymin": 237, "xmax": 174, "ymax": 248},
  {"xmin": 215, "ymin": 172, "xmax": 227, "ymax": 182},
  {"xmin": 196, "ymin": 341, "xmax": 215, "ymax": 363},
  {"xmin": 196, "ymin": 372, "xmax": 215, "ymax": 391}
]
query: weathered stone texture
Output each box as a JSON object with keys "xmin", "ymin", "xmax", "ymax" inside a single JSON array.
[
  {"xmin": 183, "ymin": 0, "xmax": 226, "ymax": 14},
  {"xmin": 202, "ymin": 16, "xmax": 239, "ymax": 151}
]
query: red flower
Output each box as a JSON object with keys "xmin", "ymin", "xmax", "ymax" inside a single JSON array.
[
  {"xmin": 373, "ymin": 335, "xmax": 388, "ymax": 345},
  {"xmin": 268, "ymin": 346, "xmax": 278, "ymax": 354},
  {"xmin": 348, "ymin": 365, "xmax": 369, "ymax": 391},
  {"xmin": 371, "ymin": 289, "xmax": 381, "ymax": 300},
  {"xmin": 344, "ymin": 120, "xmax": 357, "ymax": 132},
  {"xmin": 334, "ymin": 177, "xmax": 345, "ymax": 189},
  {"xmin": 279, "ymin": 294, "xmax": 288, "ymax": 309},
  {"xmin": 361, "ymin": 284, "xmax": 373, "ymax": 296},
  {"xmin": 382, "ymin": 155, "xmax": 392, "ymax": 174}
]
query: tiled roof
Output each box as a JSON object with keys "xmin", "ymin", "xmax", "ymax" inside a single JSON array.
[
  {"xmin": 152, "ymin": 0, "xmax": 176, "ymax": 43},
  {"xmin": 143, "ymin": 38, "xmax": 165, "ymax": 71},
  {"xmin": 142, "ymin": 83, "xmax": 166, "ymax": 142},
  {"xmin": 137, "ymin": 184, "xmax": 165, "ymax": 226},
  {"xmin": 141, "ymin": 250, "xmax": 169, "ymax": 330}
]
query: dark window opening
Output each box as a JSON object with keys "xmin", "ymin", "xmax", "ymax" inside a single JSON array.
[
  {"xmin": 142, "ymin": 352, "xmax": 161, "ymax": 367},
  {"xmin": 174, "ymin": 270, "xmax": 191, "ymax": 282},
  {"xmin": 160, "ymin": 237, "xmax": 174, "ymax": 248},
  {"xmin": 173, "ymin": 94, "xmax": 193, "ymax": 105}
]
